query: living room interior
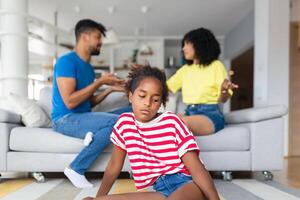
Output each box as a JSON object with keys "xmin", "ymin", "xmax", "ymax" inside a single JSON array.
[{"xmin": 0, "ymin": 0, "xmax": 299, "ymax": 199}]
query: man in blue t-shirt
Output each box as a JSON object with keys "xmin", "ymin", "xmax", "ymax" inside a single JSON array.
[{"xmin": 52, "ymin": 19, "xmax": 130, "ymax": 188}]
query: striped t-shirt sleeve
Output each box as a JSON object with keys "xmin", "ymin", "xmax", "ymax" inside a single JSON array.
[
  {"xmin": 173, "ymin": 115, "xmax": 200, "ymax": 158},
  {"xmin": 110, "ymin": 125, "xmax": 126, "ymax": 151}
]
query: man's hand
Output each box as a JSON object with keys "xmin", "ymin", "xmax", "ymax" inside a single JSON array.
[
  {"xmin": 109, "ymin": 85, "xmax": 126, "ymax": 93},
  {"xmin": 90, "ymin": 84, "xmax": 126, "ymax": 107},
  {"xmin": 82, "ymin": 197, "xmax": 94, "ymax": 200},
  {"xmin": 96, "ymin": 73, "xmax": 124, "ymax": 86}
]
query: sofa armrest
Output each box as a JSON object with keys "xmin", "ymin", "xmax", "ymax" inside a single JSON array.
[
  {"xmin": 0, "ymin": 109, "xmax": 22, "ymax": 124},
  {"xmin": 0, "ymin": 122, "xmax": 22, "ymax": 171},
  {"xmin": 224, "ymin": 105, "xmax": 287, "ymax": 124}
]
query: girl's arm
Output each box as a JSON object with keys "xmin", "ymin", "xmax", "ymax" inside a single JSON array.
[
  {"xmin": 95, "ymin": 146, "xmax": 126, "ymax": 197},
  {"xmin": 181, "ymin": 151, "xmax": 220, "ymax": 200}
]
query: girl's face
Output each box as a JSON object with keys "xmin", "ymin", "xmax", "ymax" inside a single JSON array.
[
  {"xmin": 129, "ymin": 77, "xmax": 162, "ymax": 123},
  {"xmin": 182, "ymin": 41, "xmax": 196, "ymax": 60}
]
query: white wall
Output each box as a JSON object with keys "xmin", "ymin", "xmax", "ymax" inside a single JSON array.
[
  {"xmin": 223, "ymin": 0, "xmax": 290, "ymax": 156},
  {"xmin": 254, "ymin": 0, "xmax": 289, "ymax": 107},
  {"xmin": 28, "ymin": 0, "xmax": 56, "ymax": 25},
  {"xmin": 224, "ymin": 11, "xmax": 254, "ymax": 60},
  {"xmin": 254, "ymin": 0, "xmax": 290, "ymax": 156},
  {"xmin": 222, "ymin": 11, "xmax": 254, "ymax": 113}
]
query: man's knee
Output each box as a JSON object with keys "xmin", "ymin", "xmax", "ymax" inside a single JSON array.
[
  {"xmin": 108, "ymin": 114, "xmax": 118, "ymax": 125},
  {"xmin": 93, "ymin": 126, "xmax": 113, "ymax": 141}
]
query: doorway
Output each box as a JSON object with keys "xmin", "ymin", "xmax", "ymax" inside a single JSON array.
[
  {"xmin": 230, "ymin": 47, "xmax": 254, "ymax": 111},
  {"xmin": 289, "ymin": 22, "xmax": 300, "ymax": 156}
]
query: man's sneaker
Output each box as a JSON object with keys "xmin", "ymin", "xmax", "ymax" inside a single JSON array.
[{"xmin": 64, "ymin": 167, "xmax": 93, "ymax": 188}]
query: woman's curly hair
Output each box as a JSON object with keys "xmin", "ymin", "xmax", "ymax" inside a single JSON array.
[
  {"xmin": 182, "ymin": 27, "xmax": 220, "ymax": 66},
  {"xmin": 125, "ymin": 65, "xmax": 169, "ymax": 107}
]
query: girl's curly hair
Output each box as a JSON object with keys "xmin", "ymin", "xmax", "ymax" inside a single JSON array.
[
  {"xmin": 182, "ymin": 27, "xmax": 220, "ymax": 66},
  {"xmin": 125, "ymin": 65, "xmax": 169, "ymax": 107}
]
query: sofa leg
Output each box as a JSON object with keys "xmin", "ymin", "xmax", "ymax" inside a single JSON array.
[
  {"xmin": 128, "ymin": 171, "xmax": 133, "ymax": 179},
  {"xmin": 262, "ymin": 171, "xmax": 273, "ymax": 181},
  {"xmin": 31, "ymin": 172, "xmax": 45, "ymax": 183},
  {"xmin": 221, "ymin": 171, "xmax": 232, "ymax": 181}
]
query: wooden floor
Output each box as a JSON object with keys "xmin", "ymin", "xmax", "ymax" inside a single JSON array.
[
  {"xmin": 272, "ymin": 156, "xmax": 300, "ymax": 189},
  {"xmin": 1, "ymin": 157, "xmax": 299, "ymax": 191}
]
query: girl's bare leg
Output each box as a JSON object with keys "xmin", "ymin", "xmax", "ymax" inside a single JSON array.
[
  {"xmin": 179, "ymin": 114, "xmax": 214, "ymax": 136},
  {"xmin": 85, "ymin": 192, "xmax": 165, "ymax": 200},
  {"xmin": 167, "ymin": 182, "xmax": 207, "ymax": 200}
]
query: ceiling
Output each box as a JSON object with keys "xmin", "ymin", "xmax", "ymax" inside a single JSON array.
[{"xmin": 29, "ymin": 0, "xmax": 254, "ymax": 37}]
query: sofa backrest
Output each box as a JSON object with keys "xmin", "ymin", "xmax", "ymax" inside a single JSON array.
[
  {"xmin": 38, "ymin": 87, "xmax": 52, "ymax": 118},
  {"xmin": 37, "ymin": 86, "xmax": 131, "ymax": 116}
]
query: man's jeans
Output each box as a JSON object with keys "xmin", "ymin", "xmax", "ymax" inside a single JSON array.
[{"xmin": 52, "ymin": 107, "xmax": 131, "ymax": 175}]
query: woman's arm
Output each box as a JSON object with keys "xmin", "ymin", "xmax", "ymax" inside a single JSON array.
[
  {"xmin": 95, "ymin": 146, "xmax": 126, "ymax": 197},
  {"xmin": 181, "ymin": 151, "xmax": 220, "ymax": 200}
]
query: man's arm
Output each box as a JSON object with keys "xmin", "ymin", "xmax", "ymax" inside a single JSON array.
[
  {"xmin": 95, "ymin": 146, "xmax": 126, "ymax": 197},
  {"xmin": 90, "ymin": 85, "xmax": 126, "ymax": 107},
  {"xmin": 57, "ymin": 73, "xmax": 124, "ymax": 110},
  {"xmin": 182, "ymin": 151, "xmax": 220, "ymax": 200}
]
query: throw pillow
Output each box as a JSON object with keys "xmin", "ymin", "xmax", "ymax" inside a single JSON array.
[{"xmin": 7, "ymin": 93, "xmax": 51, "ymax": 128}]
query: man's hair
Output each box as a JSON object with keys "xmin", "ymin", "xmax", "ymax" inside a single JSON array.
[
  {"xmin": 125, "ymin": 65, "xmax": 169, "ymax": 107},
  {"xmin": 75, "ymin": 19, "xmax": 107, "ymax": 42},
  {"xmin": 182, "ymin": 27, "xmax": 220, "ymax": 66}
]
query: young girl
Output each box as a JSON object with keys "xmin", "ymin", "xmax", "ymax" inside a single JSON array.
[
  {"xmin": 167, "ymin": 27, "xmax": 238, "ymax": 136},
  {"xmin": 84, "ymin": 66, "xmax": 220, "ymax": 200}
]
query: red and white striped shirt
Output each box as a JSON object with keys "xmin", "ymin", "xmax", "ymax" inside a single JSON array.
[{"xmin": 110, "ymin": 111, "xmax": 200, "ymax": 190}]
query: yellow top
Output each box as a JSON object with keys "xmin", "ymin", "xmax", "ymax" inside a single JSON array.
[{"xmin": 167, "ymin": 60, "xmax": 232, "ymax": 104}]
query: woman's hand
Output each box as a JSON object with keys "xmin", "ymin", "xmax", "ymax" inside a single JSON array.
[
  {"xmin": 219, "ymin": 70, "xmax": 239, "ymax": 103},
  {"xmin": 220, "ymin": 79, "xmax": 238, "ymax": 94}
]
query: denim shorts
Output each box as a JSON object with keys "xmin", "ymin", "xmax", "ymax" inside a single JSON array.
[
  {"xmin": 185, "ymin": 104, "xmax": 225, "ymax": 133},
  {"xmin": 153, "ymin": 173, "xmax": 192, "ymax": 197}
]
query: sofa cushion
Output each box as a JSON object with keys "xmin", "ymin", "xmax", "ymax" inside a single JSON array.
[
  {"xmin": 10, "ymin": 126, "xmax": 248, "ymax": 153},
  {"xmin": 195, "ymin": 126, "xmax": 250, "ymax": 151},
  {"xmin": 9, "ymin": 127, "xmax": 113, "ymax": 153}
]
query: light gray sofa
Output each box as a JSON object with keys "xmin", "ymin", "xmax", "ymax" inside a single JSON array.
[{"xmin": 0, "ymin": 87, "xmax": 287, "ymax": 182}]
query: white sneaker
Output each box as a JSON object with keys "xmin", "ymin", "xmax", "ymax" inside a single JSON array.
[
  {"xmin": 64, "ymin": 167, "xmax": 93, "ymax": 188},
  {"xmin": 83, "ymin": 131, "xmax": 93, "ymax": 146}
]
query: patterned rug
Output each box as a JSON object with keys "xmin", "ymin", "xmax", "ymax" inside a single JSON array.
[{"xmin": 1, "ymin": 178, "xmax": 300, "ymax": 200}]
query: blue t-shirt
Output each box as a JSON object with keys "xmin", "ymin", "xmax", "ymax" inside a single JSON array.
[{"xmin": 51, "ymin": 51, "xmax": 95, "ymax": 122}]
